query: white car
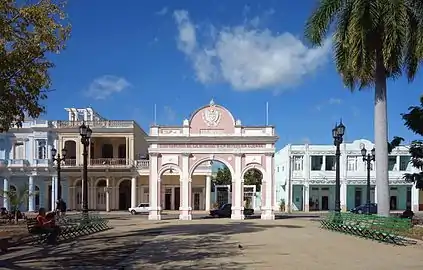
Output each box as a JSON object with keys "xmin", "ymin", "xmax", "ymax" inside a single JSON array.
[{"xmin": 128, "ymin": 203, "xmax": 150, "ymax": 215}]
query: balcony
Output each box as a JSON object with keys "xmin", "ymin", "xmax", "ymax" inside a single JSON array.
[
  {"xmin": 89, "ymin": 158, "xmax": 131, "ymax": 167},
  {"xmin": 63, "ymin": 159, "xmax": 77, "ymax": 167},
  {"xmin": 8, "ymin": 159, "xmax": 30, "ymax": 167},
  {"xmin": 55, "ymin": 120, "xmax": 134, "ymax": 129},
  {"xmin": 33, "ymin": 159, "xmax": 51, "ymax": 167},
  {"xmin": 61, "ymin": 158, "xmax": 132, "ymax": 168},
  {"xmin": 136, "ymin": 160, "xmax": 149, "ymax": 169}
]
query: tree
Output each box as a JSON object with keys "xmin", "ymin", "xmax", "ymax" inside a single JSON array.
[
  {"xmin": 213, "ymin": 166, "xmax": 232, "ymax": 185},
  {"xmin": 1, "ymin": 184, "xmax": 37, "ymax": 223},
  {"xmin": 304, "ymin": 1, "xmax": 423, "ymax": 216},
  {"xmin": 400, "ymin": 95, "xmax": 423, "ymax": 188},
  {"xmin": 0, "ymin": 0, "xmax": 71, "ymax": 131},
  {"xmin": 244, "ymin": 169, "xmax": 262, "ymax": 192}
]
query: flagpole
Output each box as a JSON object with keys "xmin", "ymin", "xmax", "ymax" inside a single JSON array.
[
  {"xmin": 266, "ymin": 102, "xmax": 269, "ymax": 126},
  {"xmin": 154, "ymin": 104, "xmax": 157, "ymax": 125}
]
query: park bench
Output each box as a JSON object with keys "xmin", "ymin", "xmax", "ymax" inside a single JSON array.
[
  {"xmin": 26, "ymin": 214, "xmax": 110, "ymax": 245},
  {"xmin": 320, "ymin": 212, "xmax": 412, "ymax": 245}
]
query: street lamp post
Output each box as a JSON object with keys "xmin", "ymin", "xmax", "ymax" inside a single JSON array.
[
  {"xmin": 79, "ymin": 122, "xmax": 92, "ymax": 217},
  {"xmin": 361, "ymin": 146, "xmax": 375, "ymax": 214},
  {"xmin": 332, "ymin": 121, "xmax": 346, "ymax": 214},
  {"xmin": 51, "ymin": 148, "xmax": 67, "ymax": 207}
]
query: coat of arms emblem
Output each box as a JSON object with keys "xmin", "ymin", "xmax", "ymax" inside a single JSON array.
[{"xmin": 202, "ymin": 99, "xmax": 221, "ymax": 127}]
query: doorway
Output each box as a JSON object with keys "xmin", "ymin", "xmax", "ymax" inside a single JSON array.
[
  {"xmin": 390, "ymin": 196, "xmax": 398, "ymax": 210},
  {"xmin": 193, "ymin": 193, "xmax": 200, "ymax": 210},
  {"xmin": 174, "ymin": 187, "xmax": 180, "ymax": 210},
  {"xmin": 118, "ymin": 180, "xmax": 131, "ymax": 210},
  {"xmin": 321, "ymin": 196, "xmax": 329, "ymax": 210},
  {"xmin": 165, "ymin": 194, "xmax": 171, "ymax": 210},
  {"xmin": 355, "ymin": 188, "xmax": 362, "ymax": 207}
]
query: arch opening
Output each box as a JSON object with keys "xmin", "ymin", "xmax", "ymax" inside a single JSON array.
[
  {"xmin": 243, "ymin": 168, "xmax": 263, "ymax": 210},
  {"xmin": 118, "ymin": 179, "xmax": 131, "ymax": 210},
  {"xmin": 191, "ymin": 159, "xmax": 233, "ymax": 211},
  {"xmin": 159, "ymin": 165, "xmax": 182, "ymax": 211},
  {"xmin": 64, "ymin": 141, "xmax": 76, "ymax": 165},
  {"xmin": 96, "ymin": 180, "xmax": 107, "ymax": 210}
]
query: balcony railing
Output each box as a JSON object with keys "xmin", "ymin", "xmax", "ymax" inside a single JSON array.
[
  {"xmin": 63, "ymin": 159, "xmax": 77, "ymax": 167},
  {"xmin": 8, "ymin": 159, "xmax": 30, "ymax": 167},
  {"xmin": 33, "ymin": 159, "xmax": 51, "ymax": 166},
  {"xmin": 90, "ymin": 158, "xmax": 131, "ymax": 167},
  {"xmin": 136, "ymin": 160, "xmax": 149, "ymax": 169},
  {"xmin": 55, "ymin": 120, "xmax": 134, "ymax": 129},
  {"xmin": 61, "ymin": 158, "xmax": 132, "ymax": 167}
]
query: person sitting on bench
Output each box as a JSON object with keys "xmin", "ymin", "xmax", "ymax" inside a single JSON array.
[{"xmin": 36, "ymin": 208, "xmax": 60, "ymax": 244}]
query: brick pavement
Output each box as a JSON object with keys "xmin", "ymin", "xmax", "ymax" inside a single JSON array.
[{"xmin": 1, "ymin": 217, "xmax": 423, "ymax": 269}]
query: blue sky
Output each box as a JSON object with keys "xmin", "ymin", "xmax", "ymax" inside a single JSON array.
[{"xmin": 44, "ymin": 0, "xmax": 423, "ymax": 149}]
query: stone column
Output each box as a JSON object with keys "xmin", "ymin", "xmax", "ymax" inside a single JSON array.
[
  {"xmin": 340, "ymin": 182, "xmax": 347, "ymax": 212},
  {"xmin": 131, "ymin": 177, "xmax": 137, "ymax": 208},
  {"xmin": 261, "ymin": 153, "xmax": 275, "ymax": 220},
  {"xmin": 51, "ymin": 177, "xmax": 56, "ymax": 211},
  {"xmin": 231, "ymin": 153, "xmax": 244, "ymax": 220},
  {"xmin": 205, "ymin": 175, "xmax": 211, "ymax": 211},
  {"xmin": 106, "ymin": 178, "xmax": 110, "ymax": 212},
  {"xmin": 148, "ymin": 153, "xmax": 161, "ymax": 220},
  {"xmin": 304, "ymin": 183, "xmax": 310, "ymax": 212},
  {"xmin": 411, "ymin": 185, "xmax": 419, "ymax": 212},
  {"xmin": 28, "ymin": 176, "xmax": 35, "ymax": 212},
  {"xmin": 179, "ymin": 153, "xmax": 192, "ymax": 220},
  {"xmin": 3, "ymin": 178, "xmax": 9, "ymax": 210}
]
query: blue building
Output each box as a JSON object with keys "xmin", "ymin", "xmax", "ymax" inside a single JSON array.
[
  {"xmin": 275, "ymin": 139, "xmax": 423, "ymax": 212},
  {"xmin": 0, "ymin": 120, "xmax": 60, "ymax": 212}
]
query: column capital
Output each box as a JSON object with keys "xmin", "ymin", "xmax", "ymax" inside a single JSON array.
[
  {"xmin": 182, "ymin": 152, "xmax": 191, "ymax": 157},
  {"xmin": 150, "ymin": 153, "xmax": 160, "ymax": 157},
  {"xmin": 234, "ymin": 153, "xmax": 244, "ymax": 157},
  {"xmin": 264, "ymin": 152, "xmax": 274, "ymax": 157}
]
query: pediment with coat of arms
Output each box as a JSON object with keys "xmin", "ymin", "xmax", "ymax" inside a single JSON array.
[{"xmin": 202, "ymin": 99, "xmax": 221, "ymax": 127}]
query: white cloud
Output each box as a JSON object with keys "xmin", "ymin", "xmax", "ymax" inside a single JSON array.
[
  {"xmin": 315, "ymin": 98, "xmax": 342, "ymax": 111},
  {"xmin": 328, "ymin": 98, "xmax": 342, "ymax": 105},
  {"xmin": 156, "ymin": 7, "xmax": 168, "ymax": 16},
  {"xmin": 173, "ymin": 10, "xmax": 331, "ymax": 91},
  {"xmin": 85, "ymin": 75, "xmax": 131, "ymax": 100}
]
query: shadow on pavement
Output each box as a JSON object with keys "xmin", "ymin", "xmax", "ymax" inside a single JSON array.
[{"xmin": 0, "ymin": 221, "xmax": 301, "ymax": 269}]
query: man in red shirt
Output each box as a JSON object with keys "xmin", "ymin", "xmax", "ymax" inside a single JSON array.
[{"xmin": 36, "ymin": 208, "xmax": 60, "ymax": 244}]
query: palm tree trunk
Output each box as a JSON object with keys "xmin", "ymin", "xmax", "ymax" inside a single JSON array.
[{"xmin": 374, "ymin": 53, "xmax": 390, "ymax": 217}]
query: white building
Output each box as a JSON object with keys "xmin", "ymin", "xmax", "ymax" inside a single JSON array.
[{"xmin": 275, "ymin": 139, "xmax": 423, "ymax": 212}]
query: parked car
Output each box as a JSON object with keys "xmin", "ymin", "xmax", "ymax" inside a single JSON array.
[
  {"xmin": 128, "ymin": 203, "xmax": 150, "ymax": 215},
  {"xmin": 350, "ymin": 203, "xmax": 377, "ymax": 214},
  {"xmin": 209, "ymin": 203, "xmax": 254, "ymax": 218}
]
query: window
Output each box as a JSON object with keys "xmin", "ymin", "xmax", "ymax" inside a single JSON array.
[
  {"xmin": 347, "ymin": 156, "xmax": 357, "ymax": 171},
  {"xmin": 311, "ymin": 156, "xmax": 323, "ymax": 170},
  {"xmin": 325, "ymin": 156, "xmax": 336, "ymax": 171},
  {"xmin": 37, "ymin": 139, "xmax": 47, "ymax": 159},
  {"xmin": 14, "ymin": 142, "xmax": 24, "ymax": 159},
  {"xmin": 293, "ymin": 156, "xmax": 303, "ymax": 171},
  {"xmin": 400, "ymin": 156, "xmax": 411, "ymax": 171},
  {"xmin": 388, "ymin": 156, "xmax": 396, "ymax": 171}
]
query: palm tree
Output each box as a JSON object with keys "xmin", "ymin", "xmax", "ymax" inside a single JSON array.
[
  {"xmin": 305, "ymin": 0, "xmax": 423, "ymax": 216},
  {"xmin": 2, "ymin": 184, "xmax": 36, "ymax": 223}
]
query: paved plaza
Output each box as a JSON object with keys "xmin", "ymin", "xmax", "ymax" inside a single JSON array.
[{"xmin": 1, "ymin": 216, "xmax": 423, "ymax": 269}]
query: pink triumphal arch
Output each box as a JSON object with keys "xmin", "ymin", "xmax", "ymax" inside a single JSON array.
[{"xmin": 147, "ymin": 100, "xmax": 278, "ymax": 220}]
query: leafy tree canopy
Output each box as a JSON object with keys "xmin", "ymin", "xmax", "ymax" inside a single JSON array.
[
  {"xmin": 305, "ymin": 0, "xmax": 423, "ymax": 90},
  {"xmin": 401, "ymin": 95, "xmax": 423, "ymax": 188},
  {"xmin": 244, "ymin": 169, "xmax": 262, "ymax": 192},
  {"xmin": 0, "ymin": 0, "xmax": 71, "ymax": 131},
  {"xmin": 213, "ymin": 166, "xmax": 232, "ymax": 185}
]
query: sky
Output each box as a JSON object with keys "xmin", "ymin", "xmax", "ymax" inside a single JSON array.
[{"xmin": 43, "ymin": 0, "xmax": 423, "ymax": 150}]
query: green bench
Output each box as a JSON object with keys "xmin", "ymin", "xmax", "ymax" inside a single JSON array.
[
  {"xmin": 320, "ymin": 212, "xmax": 412, "ymax": 245},
  {"xmin": 26, "ymin": 214, "xmax": 110, "ymax": 245}
]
